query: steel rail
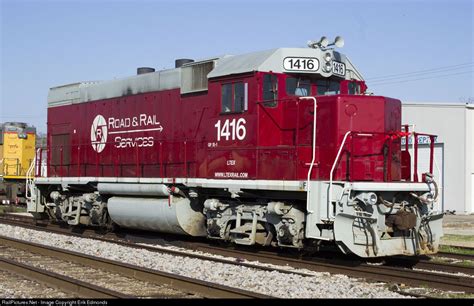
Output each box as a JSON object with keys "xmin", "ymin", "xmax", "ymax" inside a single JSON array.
[
  {"xmin": 437, "ymin": 250, "xmax": 474, "ymax": 261},
  {"xmin": 14, "ymin": 213, "xmax": 474, "ymax": 265},
  {"xmin": 0, "ymin": 214, "xmax": 315, "ymax": 277},
  {"xmin": 187, "ymin": 244, "xmax": 474, "ymax": 293},
  {"xmin": 0, "ymin": 257, "xmax": 130, "ymax": 298},
  {"xmin": 390, "ymin": 257, "xmax": 474, "ymax": 275},
  {"xmin": 0, "ymin": 235, "xmax": 270, "ymax": 299}
]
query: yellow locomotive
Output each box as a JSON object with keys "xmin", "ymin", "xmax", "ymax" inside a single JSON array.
[{"xmin": 0, "ymin": 122, "xmax": 36, "ymax": 204}]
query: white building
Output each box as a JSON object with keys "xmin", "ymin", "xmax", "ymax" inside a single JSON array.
[{"xmin": 401, "ymin": 102, "xmax": 474, "ymax": 214}]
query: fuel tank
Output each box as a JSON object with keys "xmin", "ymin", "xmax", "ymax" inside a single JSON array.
[{"xmin": 107, "ymin": 196, "xmax": 206, "ymax": 236}]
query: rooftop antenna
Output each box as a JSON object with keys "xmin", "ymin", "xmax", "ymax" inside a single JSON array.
[
  {"xmin": 308, "ymin": 36, "xmax": 344, "ymax": 50},
  {"xmin": 307, "ymin": 36, "xmax": 329, "ymax": 49}
]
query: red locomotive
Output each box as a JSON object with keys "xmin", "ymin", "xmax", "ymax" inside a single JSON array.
[{"xmin": 28, "ymin": 37, "xmax": 443, "ymax": 257}]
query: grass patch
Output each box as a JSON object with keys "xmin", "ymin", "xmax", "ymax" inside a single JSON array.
[
  {"xmin": 439, "ymin": 245, "xmax": 474, "ymax": 256},
  {"xmin": 441, "ymin": 234, "xmax": 474, "ymax": 242},
  {"xmin": 459, "ymin": 260, "xmax": 474, "ymax": 267},
  {"xmin": 0, "ymin": 205, "xmax": 27, "ymax": 214},
  {"xmin": 391, "ymin": 284, "xmax": 474, "ymax": 298},
  {"xmin": 434, "ymin": 292, "xmax": 474, "ymax": 298},
  {"xmin": 431, "ymin": 255, "xmax": 474, "ymax": 266}
]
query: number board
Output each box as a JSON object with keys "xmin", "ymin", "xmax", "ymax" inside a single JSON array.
[
  {"xmin": 283, "ymin": 57, "xmax": 319, "ymax": 72},
  {"xmin": 332, "ymin": 61, "xmax": 346, "ymax": 77}
]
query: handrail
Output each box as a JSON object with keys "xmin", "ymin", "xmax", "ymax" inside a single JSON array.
[
  {"xmin": 327, "ymin": 131, "xmax": 353, "ymax": 220},
  {"xmin": 400, "ymin": 125, "xmax": 437, "ymax": 183},
  {"xmin": 327, "ymin": 129, "xmax": 438, "ymax": 220},
  {"xmin": 412, "ymin": 132, "xmax": 437, "ymax": 182},
  {"xmin": 402, "ymin": 124, "xmax": 415, "ymax": 181},
  {"xmin": 36, "ymin": 125, "xmax": 437, "ymax": 191},
  {"xmin": 25, "ymin": 149, "xmax": 39, "ymax": 201},
  {"xmin": 2, "ymin": 158, "xmax": 23, "ymax": 176},
  {"xmin": 26, "ymin": 156, "xmax": 35, "ymax": 179},
  {"xmin": 35, "ymin": 140, "xmax": 308, "ymax": 178},
  {"xmin": 38, "ymin": 139, "xmax": 194, "ymax": 179},
  {"xmin": 299, "ymin": 96, "xmax": 317, "ymax": 214}
]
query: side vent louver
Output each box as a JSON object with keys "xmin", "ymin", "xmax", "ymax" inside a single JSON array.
[{"xmin": 180, "ymin": 61, "xmax": 214, "ymax": 94}]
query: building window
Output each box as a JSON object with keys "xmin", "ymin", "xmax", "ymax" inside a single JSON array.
[
  {"xmin": 286, "ymin": 77, "xmax": 311, "ymax": 96},
  {"xmin": 221, "ymin": 82, "xmax": 248, "ymax": 113},
  {"xmin": 263, "ymin": 74, "xmax": 278, "ymax": 107}
]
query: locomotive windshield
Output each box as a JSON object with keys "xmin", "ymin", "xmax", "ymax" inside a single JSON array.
[
  {"xmin": 283, "ymin": 75, "xmax": 343, "ymax": 97},
  {"xmin": 286, "ymin": 77, "xmax": 311, "ymax": 96},
  {"xmin": 316, "ymin": 79, "xmax": 340, "ymax": 95}
]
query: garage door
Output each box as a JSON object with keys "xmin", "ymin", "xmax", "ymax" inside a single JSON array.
[{"xmin": 411, "ymin": 144, "xmax": 444, "ymax": 212}]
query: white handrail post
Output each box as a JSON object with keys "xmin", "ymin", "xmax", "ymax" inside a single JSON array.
[
  {"xmin": 328, "ymin": 131, "xmax": 352, "ymax": 220},
  {"xmin": 299, "ymin": 96, "xmax": 317, "ymax": 214},
  {"xmin": 410, "ymin": 124, "xmax": 415, "ymax": 182},
  {"xmin": 25, "ymin": 148, "xmax": 40, "ymax": 201}
]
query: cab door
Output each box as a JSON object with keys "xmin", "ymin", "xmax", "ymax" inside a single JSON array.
[
  {"xmin": 206, "ymin": 78, "xmax": 255, "ymax": 179},
  {"xmin": 256, "ymin": 72, "xmax": 296, "ymax": 179}
]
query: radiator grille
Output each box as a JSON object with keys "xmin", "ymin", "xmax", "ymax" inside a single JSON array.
[{"xmin": 181, "ymin": 61, "xmax": 214, "ymax": 94}]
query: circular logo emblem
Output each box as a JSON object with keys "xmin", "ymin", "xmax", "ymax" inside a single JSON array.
[{"xmin": 90, "ymin": 115, "xmax": 107, "ymax": 153}]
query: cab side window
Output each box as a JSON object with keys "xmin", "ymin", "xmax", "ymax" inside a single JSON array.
[
  {"xmin": 348, "ymin": 82, "xmax": 361, "ymax": 95},
  {"xmin": 221, "ymin": 82, "xmax": 248, "ymax": 113},
  {"xmin": 221, "ymin": 84, "xmax": 232, "ymax": 113},
  {"xmin": 234, "ymin": 82, "xmax": 246, "ymax": 112},
  {"xmin": 263, "ymin": 74, "xmax": 278, "ymax": 107}
]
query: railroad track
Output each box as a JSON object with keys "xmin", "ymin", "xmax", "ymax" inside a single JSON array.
[
  {"xmin": 0, "ymin": 257, "xmax": 131, "ymax": 298},
  {"xmin": 437, "ymin": 250, "xmax": 474, "ymax": 261},
  {"xmin": 182, "ymin": 244, "xmax": 474, "ymax": 293},
  {"xmin": 0, "ymin": 266, "xmax": 75, "ymax": 298},
  {"xmin": 384, "ymin": 255, "xmax": 474, "ymax": 276},
  {"xmin": 0, "ymin": 215, "xmax": 321, "ymax": 279},
  {"xmin": 0, "ymin": 234, "xmax": 270, "ymax": 299},
  {"xmin": 5, "ymin": 213, "xmax": 473, "ymax": 261},
  {"xmin": 1, "ymin": 213, "xmax": 473, "ymax": 296}
]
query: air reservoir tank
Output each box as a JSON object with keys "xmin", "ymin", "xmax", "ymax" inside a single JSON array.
[{"xmin": 107, "ymin": 196, "xmax": 206, "ymax": 236}]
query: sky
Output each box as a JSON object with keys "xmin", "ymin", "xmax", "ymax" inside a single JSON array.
[{"xmin": 1, "ymin": 0, "xmax": 473, "ymax": 133}]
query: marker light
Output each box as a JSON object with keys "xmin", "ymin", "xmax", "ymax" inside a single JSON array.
[
  {"xmin": 325, "ymin": 62, "xmax": 332, "ymax": 72},
  {"xmin": 325, "ymin": 52, "xmax": 332, "ymax": 62}
]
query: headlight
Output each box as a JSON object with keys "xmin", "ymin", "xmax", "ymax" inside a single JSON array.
[
  {"xmin": 325, "ymin": 62, "xmax": 332, "ymax": 72},
  {"xmin": 325, "ymin": 52, "xmax": 332, "ymax": 62},
  {"xmin": 366, "ymin": 192, "xmax": 378, "ymax": 205},
  {"xmin": 356, "ymin": 192, "xmax": 378, "ymax": 205}
]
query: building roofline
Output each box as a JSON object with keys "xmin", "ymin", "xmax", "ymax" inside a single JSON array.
[{"xmin": 403, "ymin": 101, "xmax": 473, "ymax": 108}]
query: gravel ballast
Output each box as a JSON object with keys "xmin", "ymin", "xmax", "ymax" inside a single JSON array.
[
  {"xmin": 0, "ymin": 223, "xmax": 406, "ymax": 298},
  {"xmin": 0, "ymin": 270, "xmax": 73, "ymax": 299}
]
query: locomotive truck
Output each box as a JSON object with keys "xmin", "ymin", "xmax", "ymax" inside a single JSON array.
[{"xmin": 27, "ymin": 37, "xmax": 443, "ymax": 257}]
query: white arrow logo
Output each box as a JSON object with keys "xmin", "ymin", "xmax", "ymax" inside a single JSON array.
[{"xmin": 91, "ymin": 115, "xmax": 108, "ymax": 153}]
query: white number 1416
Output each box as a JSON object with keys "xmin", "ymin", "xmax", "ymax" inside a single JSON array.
[{"xmin": 215, "ymin": 118, "xmax": 246, "ymax": 141}]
